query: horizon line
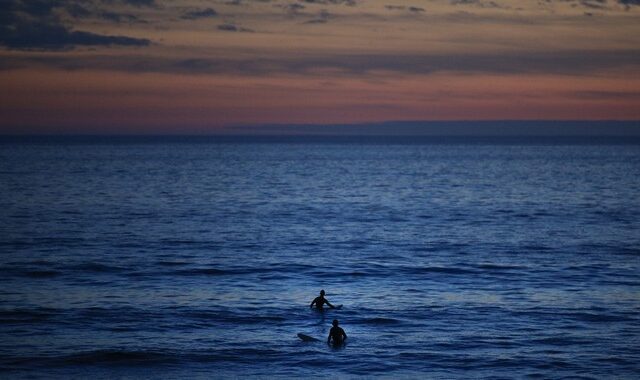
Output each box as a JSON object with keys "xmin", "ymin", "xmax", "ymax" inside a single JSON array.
[{"xmin": 1, "ymin": 120, "xmax": 639, "ymax": 137}]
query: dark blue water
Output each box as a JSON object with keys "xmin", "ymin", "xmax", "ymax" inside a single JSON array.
[{"xmin": 1, "ymin": 137, "xmax": 639, "ymax": 378}]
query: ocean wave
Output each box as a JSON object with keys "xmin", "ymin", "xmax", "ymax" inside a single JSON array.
[
  {"xmin": 19, "ymin": 269, "xmax": 62, "ymax": 278},
  {"xmin": 475, "ymin": 263, "xmax": 525, "ymax": 271},
  {"xmin": 3, "ymin": 262, "xmax": 63, "ymax": 279},
  {"xmin": 155, "ymin": 260, "xmax": 190, "ymax": 267},
  {"xmin": 183, "ymin": 311, "xmax": 287, "ymax": 325},
  {"xmin": 530, "ymin": 336, "xmax": 593, "ymax": 346},
  {"xmin": 50, "ymin": 350, "xmax": 177, "ymax": 366},
  {"xmin": 69, "ymin": 263, "xmax": 126, "ymax": 273},
  {"xmin": 169, "ymin": 263, "xmax": 315, "ymax": 277},
  {"xmin": 5, "ymin": 262, "xmax": 131, "ymax": 278},
  {"xmin": 354, "ymin": 317, "xmax": 403, "ymax": 325},
  {"xmin": 574, "ymin": 243, "xmax": 639, "ymax": 256},
  {"xmin": 0, "ymin": 308, "xmax": 61, "ymax": 324},
  {"xmin": 174, "ymin": 268, "xmax": 230, "ymax": 276},
  {"xmin": 565, "ymin": 312, "xmax": 636, "ymax": 323},
  {"xmin": 515, "ymin": 310, "xmax": 636, "ymax": 323},
  {"xmin": 183, "ymin": 348, "xmax": 285, "ymax": 364},
  {"xmin": 404, "ymin": 266, "xmax": 476, "ymax": 275}
]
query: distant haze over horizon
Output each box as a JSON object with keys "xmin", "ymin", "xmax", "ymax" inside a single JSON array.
[
  {"xmin": 2, "ymin": 0, "xmax": 640, "ymax": 133},
  {"xmin": 222, "ymin": 120, "xmax": 640, "ymax": 137},
  {"xmin": 2, "ymin": 120, "xmax": 639, "ymax": 137}
]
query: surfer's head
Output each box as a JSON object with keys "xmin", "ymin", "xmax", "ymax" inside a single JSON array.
[
  {"xmin": 332, "ymin": 319, "xmax": 339, "ymax": 327},
  {"xmin": 320, "ymin": 289, "xmax": 325, "ymax": 296}
]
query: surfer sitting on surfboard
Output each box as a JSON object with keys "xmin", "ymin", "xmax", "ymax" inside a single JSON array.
[
  {"xmin": 328, "ymin": 319, "xmax": 347, "ymax": 345},
  {"xmin": 310, "ymin": 289, "xmax": 336, "ymax": 310}
]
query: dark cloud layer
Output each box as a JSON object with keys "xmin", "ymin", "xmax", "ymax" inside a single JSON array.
[
  {"xmin": 99, "ymin": 11, "xmax": 141, "ymax": 23},
  {"xmin": 298, "ymin": 0, "xmax": 356, "ymax": 6},
  {"xmin": 114, "ymin": 0, "xmax": 156, "ymax": 7},
  {"xmin": 450, "ymin": 0, "xmax": 502, "ymax": 8},
  {"xmin": 581, "ymin": 0, "xmax": 607, "ymax": 10},
  {"xmin": 284, "ymin": 3, "xmax": 306, "ymax": 14},
  {"xmin": 547, "ymin": 0, "xmax": 640, "ymax": 9},
  {"xmin": 217, "ymin": 24, "xmax": 254, "ymax": 32},
  {"xmin": 304, "ymin": 9, "xmax": 332, "ymax": 23},
  {"xmin": 618, "ymin": 0, "xmax": 640, "ymax": 9},
  {"xmin": 181, "ymin": 8, "xmax": 218, "ymax": 20},
  {"xmin": 385, "ymin": 5, "xmax": 425, "ymax": 12},
  {"xmin": 3, "ymin": 48, "xmax": 639, "ymax": 76},
  {"xmin": 0, "ymin": 0, "xmax": 150, "ymax": 50}
]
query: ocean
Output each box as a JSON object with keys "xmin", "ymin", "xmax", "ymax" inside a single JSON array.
[{"xmin": 1, "ymin": 136, "xmax": 639, "ymax": 379}]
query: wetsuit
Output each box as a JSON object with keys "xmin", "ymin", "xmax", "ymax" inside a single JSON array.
[
  {"xmin": 310, "ymin": 296, "xmax": 332, "ymax": 310},
  {"xmin": 328, "ymin": 326, "xmax": 347, "ymax": 345}
]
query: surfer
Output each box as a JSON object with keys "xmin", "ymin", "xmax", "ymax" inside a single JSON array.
[
  {"xmin": 310, "ymin": 289, "xmax": 336, "ymax": 310},
  {"xmin": 327, "ymin": 319, "xmax": 347, "ymax": 345}
]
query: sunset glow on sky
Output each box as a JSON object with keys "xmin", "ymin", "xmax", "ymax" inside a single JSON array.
[{"xmin": 1, "ymin": 0, "xmax": 639, "ymax": 134}]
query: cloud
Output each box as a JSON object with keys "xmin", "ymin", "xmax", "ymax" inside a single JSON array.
[
  {"xmin": 56, "ymin": 1, "xmax": 150, "ymax": 24},
  {"xmin": 545, "ymin": 0, "xmax": 639, "ymax": 10},
  {"xmin": 115, "ymin": 0, "xmax": 156, "ymax": 7},
  {"xmin": 283, "ymin": 3, "xmax": 306, "ymax": 14},
  {"xmin": 304, "ymin": 9, "xmax": 332, "ymax": 23},
  {"xmin": 280, "ymin": 2, "xmax": 333, "ymax": 21},
  {"xmin": 618, "ymin": 0, "xmax": 640, "ymax": 9},
  {"xmin": 224, "ymin": 0, "xmax": 273, "ymax": 4},
  {"xmin": 585, "ymin": 0, "xmax": 607, "ymax": 5},
  {"xmin": 65, "ymin": 3, "xmax": 92, "ymax": 18},
  {"xmin": 0, "ymin": 24, "xmax": 151, "ymax": 50},
  {"xmin": 217, "ymin": 24, "xmax": 254, "ymax": 32},
  {"xmin": 4, "ymin": 48, "xmax": 639, "ymax": 76},
  {"xmin": 579, "ymin": 0, "xmax": 608, "ymax": 9},
  {"xmin": 181, "ymin": 8, "xmax": 218, "ymax": 20},
  {"xmin": 385, "ymin": 5, "xmax": 425, "ymax": 12},
  {"xmin": 99, "ymin": 11, "xmax": 141, "ymax": 23},
  {"xmin": 298, "ymin": 0, "xmax": 357, "ymax": 6},
  {"xmin": 0, "ymin": 0, "xmax": 150, "ymax": 50},
  {"xmin": 450, "ymin": 0, "xmax": 501, "ymax": 8},
  {"xmin": 573, "ymin": 90, "xmax": 640, "ymax": 100}
]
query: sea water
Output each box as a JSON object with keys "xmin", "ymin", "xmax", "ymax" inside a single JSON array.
[{"xmin": 1, "ymin": 136, "xmax": 639, "ymax": 379}]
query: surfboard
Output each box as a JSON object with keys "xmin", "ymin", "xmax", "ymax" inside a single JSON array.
[
  {"xmin": 311, "ymin": 304, "xmax": 342, "ymax": 312},
  {"xmin": 297, "ymin": 333, "xmax": 320, "ymax": 342},
  {"xmin": 316, "ymin": 305, "xmax": 343, "ymax": 310}
]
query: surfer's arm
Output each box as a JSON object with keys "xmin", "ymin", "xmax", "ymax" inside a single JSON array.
[
  {"xmin": 309, "ymin": 298, "xmax": 316, "ymax": 308},
  {"xmin": 325, "ymin": 300, "xmax": 335, "ymax": 308}
]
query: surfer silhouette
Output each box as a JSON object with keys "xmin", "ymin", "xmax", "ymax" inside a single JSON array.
[
  {"xmin": 310, "ymin": 289, "xmax": 335, "ymax": 310},
  {"xmin": 328, "ymin": 319, "xmax": 347, "ymax": 345}
]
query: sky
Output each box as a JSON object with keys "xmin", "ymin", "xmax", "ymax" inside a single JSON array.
[{"xmin": 1, "ymin": 0, "xmax": 639, "ymax": 134}]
